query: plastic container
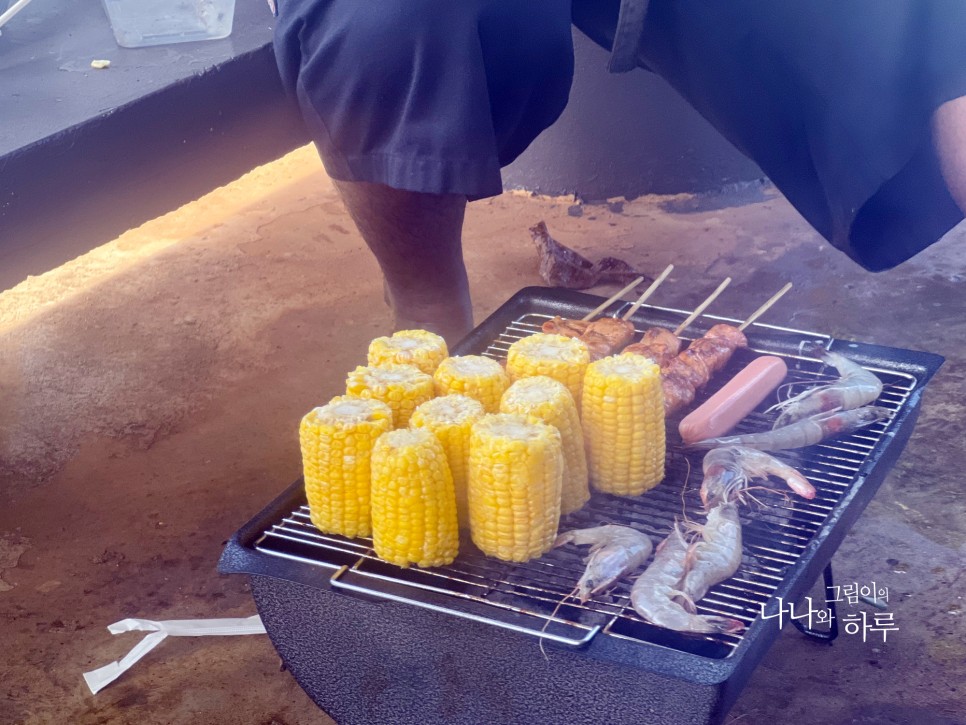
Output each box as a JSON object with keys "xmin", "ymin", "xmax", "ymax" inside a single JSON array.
[{"xmin": 101, "ymin": 0, "xmax": 235, "ymax": 48}]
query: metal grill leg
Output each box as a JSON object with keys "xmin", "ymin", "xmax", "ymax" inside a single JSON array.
[{"xmin": 792, "ymin": 562, "xmax": 839, "ymax": 642}]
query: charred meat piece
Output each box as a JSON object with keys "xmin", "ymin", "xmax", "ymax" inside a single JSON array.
[
  {"xmin": 661, "ymin": 372, "xmax": 697, "ymax": 414},
  {"xmin": 581, "ymin": 332, "xmax": 616, "ymax": 361},
  {"xmin": 624, "ymin": 328, "xmax": 682, "ymax": 369},
  {"xmin": 662, "ymin": 324, "xmax": 748, "ymax": 416},
  {"xmin": 705, "ymin": 324, "xmax": 748, "ymax": 352},
  {"xmin": 542, "ymin": 316, "xmax": 635, "ymax": 361},
  {"xmin": 541, "ymin": 316, "xmax": 591, "ymax": 337},
  {"xmin": 584, "ymin": 317, "xmax": 635, "ymax": 354}
]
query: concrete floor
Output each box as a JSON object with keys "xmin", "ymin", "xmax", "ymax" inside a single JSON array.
[{"xmin": 1, "ymin": 146, "xmax": 964, "ymax": 725}]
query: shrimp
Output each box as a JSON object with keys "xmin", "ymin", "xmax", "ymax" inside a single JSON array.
[
  {"xmin": 690, "ymin": 406, "xmax": 890, "ymax": 453},
  {"xmin": 630, "ymin": 526, "xmax": 744, "ymax": 635},
  {"xmin": 554, "ymin": 525, "xmax": 653, "ymax": 603},
  {"xmin": 700, "ymin": 445, "xmax": 815, "ymax": 509},
  {"xmin": 769, "ymin": 346, "xmax": 883, "ymax": 427},
  {"xmin": 679, "ymin": 502, "xmax": 743, "ymax": 607}
]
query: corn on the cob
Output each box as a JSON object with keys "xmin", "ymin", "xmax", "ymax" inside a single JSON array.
[
  {"xmin": 468, "ymin": 413, "xmax": 563, "ymax": 562},
  {"xmin": 500, "ymin": 376, "xmax": 589, "ymax": 515},
  {"xmin": 505, "ymin": 333, "xmax": 590, "ymax": 410},
  {"xmin": 345, "ymin": 363, "xmax": 434, "ymax": 427},
  {"xmin": 409, "ymin": 394, "xmax": 486, "ymax": 528},
  {"xmin": 370, "ymin": 428, "xmax": 460, "ymax": 567},
  {"xmin": 300, "ymin": 396, "xmax": 393, "ymax": 538},
  {"xmin": 367, "ymin": 329, "xmax": 449, "ymax": 375},
  {"xmin": 581, "ymin": 352, "xmax": 665, "ymax": 496},
  {"xmin": 433, "ymin": 355, "xmax": 509, "ymax": 413}
]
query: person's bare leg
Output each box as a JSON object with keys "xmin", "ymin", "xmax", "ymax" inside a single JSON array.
[
  {"xmin": 933, "ymin": 95, "xmax": 966, "ymax": 214},
  {"xmin": 333, "ymin": 179, "xmax": 473, "ymax": 345}
]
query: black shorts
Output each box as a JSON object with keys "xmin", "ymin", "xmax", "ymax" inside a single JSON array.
[
  {"xmin": 275, "ymin": 0, "xmax": 966, "ymax": 271},
  {"xmin": 274, "ymin": 0, "xmax": 574, "ymax": 200}
]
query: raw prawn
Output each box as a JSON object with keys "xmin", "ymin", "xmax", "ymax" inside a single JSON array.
[
  {"xmin": 769, "ymin": 346, "xmax": 883, "ymax": 427},
  {"xmin": 554, "ymin": 525, "xmax": 653, "ymax": 603},
  {"xmin": 679, "ymin": 502, "xmax": 743, "ymax": 606},
  {"xmin": 700, "ymin": 445, "xmax": 815, "ymax": 509},
  {"xmin": 690, "ymin": 406, "xmax": 890, "ymax": 453},
  {"xmin": 630, "ymin": 526, "xmax": 744, "ymax": 635}
]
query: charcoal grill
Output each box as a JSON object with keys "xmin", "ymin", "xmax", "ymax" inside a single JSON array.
[{"xmin": 219, "ymin": 286, "xmax": 943, "ymax": 725}]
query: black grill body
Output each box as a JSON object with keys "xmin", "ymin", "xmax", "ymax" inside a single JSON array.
[{"xmin": 220, "ymin": 287, "xmax": 943, "ymax": 725}]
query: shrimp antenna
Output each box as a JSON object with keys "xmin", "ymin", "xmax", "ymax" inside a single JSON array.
[
  {"xmin": 621, "ymin": 264, "xmax": 674, "ymax": 320},
  {"xmin": 741, "ymin": 485, "xmax": 790, "ymax": 510},
  {"xmin": 764, "ymin": 381, "xmax": 834, "ymax": 415},
  {"xmin": 673, "ymin": 277, "xmax": 731, "ymax": 336},
  {"xmin": 764, "ymin": 381, "xmax": 812, "ymax": 414},
  {"xmin": 773, "ymin": 380, "xmax": 805, "ymax": 403},
  {"xmin": 539, "ymin": 584, "xmax": 581, "ymax": 661},
  {"xmin": 581, "ymin": 276, "xmax": 645, "ymax": 321},
  {"xmin": 679, "ymin": 456, "xmax": 694, "ymax": 523},
  {"xmin": 738, "ymin": 282, "xmax": 793, "ymax": 331}
]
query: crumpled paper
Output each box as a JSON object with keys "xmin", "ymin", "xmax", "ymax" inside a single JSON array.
[{"xmin": 83, "ymin": 615, "xmax": 266, "ymax": 694}]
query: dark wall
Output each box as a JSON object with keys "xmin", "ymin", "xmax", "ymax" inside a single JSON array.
[
  {"xmin": 0, "ymin": 1, "xmax": 307, "ymax": 292},
  {"xmin": 502, "ymin": 30, "xmax": 763, "ymax": 201}
]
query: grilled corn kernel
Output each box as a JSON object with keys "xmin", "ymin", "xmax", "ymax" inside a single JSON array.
[
  {"xmin": 505, "ymin": 333, "xmax": 590, "ymax": 410},
  {"xmin": 500, "ymin": 376, "xmax": 590, "ymax": 515},
  {"xmin": 345, "ymin": 363, "xmax": 434, "ymax": 427},
  {"xmin": 410, "ymin": 394, "xmax": 486, "ymax": 528},
  {"xmin": 370, "ymin": 428, "xmax": 460, "ymax": 568},
  {"xmin": 300, "ymin": 396, "xmax": 393, "ymax": 538},
  {"xmin": 582, "ymin": 352, "xmax": 665, "ymax": 496},
  {"xmin": 367, "ymin": 329, "xmax": 449, "ymax": 375},
  {"xmin": 468, "ymin": 413, "xmax": 563, "ymax": 562},
  {"xmin": 433, "ymin": 355, "xmax": 509, "ymax": 413}
]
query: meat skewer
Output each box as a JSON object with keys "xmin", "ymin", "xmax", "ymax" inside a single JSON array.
[
  {"xmin": 541, "ymin": 277, "xmax": 654, "ymax": 346},
  {"xmin": 550, "ymin": 274, "xmax": 730, "ymax": 366},
  {"xmin": 543, "ymin": 266, "xmax": 673, "ymax": 360},
  {"xmin": 623, "ymin": 276, "xmax": 731, "ymax": 368},
  {"xmin": 574, "ymin": 317, "xmax": 637, "ymax": 361},
  {"xmin": 545, "ymin": 265, "xmax": 724, "ymax": 362},
  {"xmin": 661, "ymin": 283, "xmax": 793, "ymax": 415},
  {"xmin": 579, "ymin": 266, "xmax": 676, "ymax": 359}
]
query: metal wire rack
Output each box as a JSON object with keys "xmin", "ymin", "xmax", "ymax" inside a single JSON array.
[{"xmin": 252, "ymin": 306, "xmax": 918, "ymax": 660}]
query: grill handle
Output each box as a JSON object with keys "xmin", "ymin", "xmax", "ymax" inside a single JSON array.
[{"xmin": 329, "ymin": 565, "xmax": 601, "ymax": 648}]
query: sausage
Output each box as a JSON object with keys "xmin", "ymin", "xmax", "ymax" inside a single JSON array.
[{"xmin": 678, "ymin": 356, "xmax": 788, "ymax": 444}]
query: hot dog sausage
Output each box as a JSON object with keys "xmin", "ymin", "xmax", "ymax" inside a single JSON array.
[{"xmin": 678, "ymin": 356, "xmax": 788, "ymax": 444}]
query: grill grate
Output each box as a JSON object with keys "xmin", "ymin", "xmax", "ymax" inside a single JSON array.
[{"xmin": 253, "ymin": 306, "xmax": 918, "ymax": 660}]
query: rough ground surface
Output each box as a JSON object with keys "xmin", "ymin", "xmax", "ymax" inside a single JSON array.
[{"xmin": 1, "ymin": 146, "xmax": 964, "ymax": 725}]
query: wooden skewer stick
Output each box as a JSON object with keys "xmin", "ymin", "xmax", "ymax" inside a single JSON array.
[
  {"xmin": 739, "ymin": 282, "xmax": 793, "ymax": 331},
  {"xmin": 621, "ymin": 264, "xmax": 674, "ymax": 321},
  {"xmin": 580, "ymin": 276, "xmax": 645, "ymax": 321},
  {"xmin": 672, "ymin": 277, "xmax": 732, "ymax": 336}
]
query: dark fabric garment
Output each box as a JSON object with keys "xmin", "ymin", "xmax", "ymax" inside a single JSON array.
[
  {"xmin": 275, "ymin": 0, "xmax": 966, "ymax": 271},
  {"xmin": 575, "ymin": 0, "xmax": 966, "ymax": 271},
  {"xmin": 273, "ymin": 0, "xmax": 574, "ymax": 200}
]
